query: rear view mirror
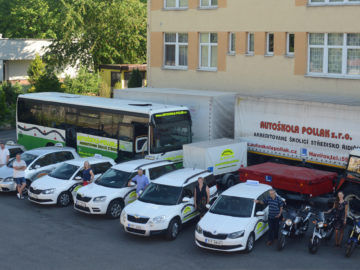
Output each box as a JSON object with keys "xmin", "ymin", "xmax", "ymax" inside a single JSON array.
[
  {"xmin": 206, "ymin": 204, "xmax": 211, "ymax": 209},
  {"xmin": 182, "ymin": 197, "xmax": 191, "ymax": 203},
  {"xmin": 135, "ymin": 137, "xmax": 148, "ymax": 153},
  {"xmin": 256, "ymin": 211, "xmax": 265, "ymax": 217},
  {"xmin": 129, "ymin": 181, "xmax": 136, "ymax": 187},
  {"xmin": 75, "ymin": 176, "xmax": 82, "ymax": 181},
  {"xmin": 35, "ymin": 165, "xmax": 41, "ymax": 169}
]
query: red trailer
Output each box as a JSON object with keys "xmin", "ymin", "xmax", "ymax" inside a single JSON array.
[{"xmin": 239, "ymin": 162, "xmax": 337, "ymax": 197}]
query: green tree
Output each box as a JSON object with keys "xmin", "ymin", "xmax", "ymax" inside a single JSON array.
[
  {"xmin": 47, "ymin": 0, "xmax": 147, "ymax": 70},
  {"xmin": 33, "ymin": 70, "xmax": 63, "ymax": 93},
  {"xmin": 63, "ymin": 67, "xmax": 101, "ymax": 95},
  {"xmin": 27, "ymin": 54, "xmax": 46, "ymax": 86},
  {"xmin": 128, "ymin": 69, "xmax": 143, "ymax": 88}
]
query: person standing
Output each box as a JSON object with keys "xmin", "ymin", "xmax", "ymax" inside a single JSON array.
[
  {"xmin": 326, "ymin": 191, "xmax": 348, "ymax": 247},
  {"xmin": 255, "ymin": 189, "xmax": 284, "ymax": 246},
  {"xmin": 82, "ymin": 161, "xmax": 94, "ymax": 186},
  {"xmin": 0, "ymin": 142, "xmax": 10, "ymax": 166},
  {"xmin": 13, "ymin": 153, "xmax": 27, "ymax": 199},
  {"xmin": 128, "ymin": 169, "xmax": 149, "ymax": 197},
  {"xmin": 194, "ymin": 177, "xmax": 210, "ymax": 218}
]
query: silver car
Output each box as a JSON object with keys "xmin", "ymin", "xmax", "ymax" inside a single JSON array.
[{"xmin": 0, "ymin": 146, "xmax": 79, "ymax": 192}]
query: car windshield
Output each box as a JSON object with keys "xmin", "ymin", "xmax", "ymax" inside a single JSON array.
[
  {"xmin": 210, "ymin": 195, "xmax": 254, "ymax": 218},
  {"xmin": 138, "ymin": 183, "xmax": 182, "ymax": 206},
  {"xmin": 7, "ymin": 153, "xmax": 38, "ymax": 167},
  {"xmin": 95, "ymin": 169, "xmax": 134, "ymax": 188},
  {"xmin": 49, "ymin": 163, "xmax": 79, "ymax": 180}
]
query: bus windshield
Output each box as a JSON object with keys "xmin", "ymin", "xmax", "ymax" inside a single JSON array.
[{"xmin": 151, "ymin": 111, "xmax": 191, "ymax": 154}]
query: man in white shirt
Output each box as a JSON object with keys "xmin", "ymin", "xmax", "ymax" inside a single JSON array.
[
  {"xmin": 0, "ymin": 142, "xmax": 10, "ymax": 166},
  {"xmin": 13, "ymin": 153, "xmax": 27, "ymax": 199}
]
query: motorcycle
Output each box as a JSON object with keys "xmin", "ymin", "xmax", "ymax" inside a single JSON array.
[
  {"xmin": 277, "ymin": 205, "xmax": 312, "ymax": 251},
  {"xmin": 345, "ymin": 214, "xmax": 360, "ymax": 258},
  {"xmin": 308, "ymin": 211, "xmax": 335, "ymax": 254}
]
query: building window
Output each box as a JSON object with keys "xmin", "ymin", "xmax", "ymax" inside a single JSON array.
[
  {"xmin": 228, "ymin": 32, "xmax": 235, "ymax": 55},
  {"xmin": 309, "ymin": 0, "xmax": 360, "ymax": 5},
  {"xmin": 199, "ymin": 33, "xmax": 218, "ymax": 70},
  {"xmin": 308, "ymin": 33, "xmax": 360, "ymax": 77},
  {"xmin": 200, "ymin": 0, "xmax": 218, "ymax": 8},
  {"xmin": 247, "ymin": 33, "xmax": 254, "ymax": 55},
  {"xmin": 164, "ymin": 33, "xmax": 188, "ymax": 68},
  {"xmin": 287, "ymin": 33, "xmax": 295, "ymax": 56},
  {"xmin": 266, "ymin": 33, "xmax": 274, "ymax": 55},
  {"xmin": 164, "ymin": 0, "xmax": 188, "ymax": 9}
]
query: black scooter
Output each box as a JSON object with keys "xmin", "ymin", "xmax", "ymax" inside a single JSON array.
[
  {"xmin": 345, "ymin": 214, "xmax": 360, "ymax": 258},
  {"xmin": 278, "ymin": 205, "xmax": 312, "ymax": 251},
  {"xmin": 308, "ymin": 211, "xmax": 335, "ymax": 254}
]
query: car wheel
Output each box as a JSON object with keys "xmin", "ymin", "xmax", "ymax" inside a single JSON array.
[
  {"xmin": 57, "ymin": 191, "xmax": 72, "ymax": 207},
  {"xmin": 106, "ymin": 200, "xmax": 123, "ymax": 219},
  {"xmin": 245, "ymin": 233, "xmax": 255, "ymax": 253},
  {"xmin": 166, "ymin": 218, "xmax": 180, "ymax": 241}
]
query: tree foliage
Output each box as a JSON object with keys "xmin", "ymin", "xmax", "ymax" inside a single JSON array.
[
  {"xmin": 128, "ymin": 69, "xmax": 143, "ymax": 88},
  {"xmin": 33, "ymin": 71, "xmax": 63, "ymax": 93},
  {"xmin": 63, "ymin": 67, "xmax": 101, "ymax": 95},
  {"xmin": 27, "ymin": 54, "xmax": 46, "ymax": 86}
]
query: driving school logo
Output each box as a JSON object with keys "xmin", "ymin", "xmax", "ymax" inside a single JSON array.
[{"xmin": 221, "ymin": 149, "xmax": 235, "ymax": 160}]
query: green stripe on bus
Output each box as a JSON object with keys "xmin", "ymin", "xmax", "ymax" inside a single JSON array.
[{"xmin": 17, "ymin": 133, "xmax": 63, "ymax": 150}]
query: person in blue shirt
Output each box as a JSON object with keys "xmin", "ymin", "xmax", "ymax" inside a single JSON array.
[
  {"xmin": 128, "ymin": 169, "xmax": 149, "ymax": 197},
  {"xmin": 255, "ymin": 189, "xmax": 284, "ymax": 246}
]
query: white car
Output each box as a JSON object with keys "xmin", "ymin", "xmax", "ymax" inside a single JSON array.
[
  {"xmin": 74, "ymin": 159, "xmax": 177, "ymax": 218},
  {"xmin": 0, "ymin": 146, "xmax": 79, "ymax": 192},
  {"xmin": 28, "ymin": 156, "xmax": 115, "ymax": 206},
  {"xmin": 195, "ymin": 181, "xmax": 272, "ymax": 253},
  {"xmin": 121, "ymin": 168, "xmax": 218, "ymax": 240}
]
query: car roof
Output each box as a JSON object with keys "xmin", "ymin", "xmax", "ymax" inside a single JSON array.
[
  {"xmin": 222, "ymin": 182, "xmax": 272, "ymax": 199},
  {"xmin": 64, "ymin": 156, "xmax": 115, "ymax": 166},
  {"xmin": 112, "ymin": 159, "xmax": 173, "ymax": 171},
  {"xmin": 153, "ymin": 168, "xmax": 211, "ymax": 187},
  {"xmin": 24, "ymin": 146, "xmax": 76, "ymax": 156}
]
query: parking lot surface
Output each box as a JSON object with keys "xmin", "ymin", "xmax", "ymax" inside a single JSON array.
[{"xmin": 0, "ymin": 193, "xmax": 358, "ymax": 270}]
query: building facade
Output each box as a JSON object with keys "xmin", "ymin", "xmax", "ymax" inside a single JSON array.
[{"xmin": 147, "ymin": 0, "xmax": 360, "ymax": 98}]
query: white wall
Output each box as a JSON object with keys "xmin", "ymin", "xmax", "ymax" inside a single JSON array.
[
  {"xmin": 0, "ymin": 60, "xmax": 3, "ymax": 81},
  {"xmin": 6, "ymin": 60, "xmax": 32, "ymax": 80}
]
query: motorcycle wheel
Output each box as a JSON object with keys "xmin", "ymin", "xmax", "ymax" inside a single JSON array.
[
  {"xmin": 345, "ymin": 242, "xmax": 355, "ymax": 258},
  {"xmin": 277, "ymin": 234, "xmax": 286, "ymax": 251},
  {"xmin": 308, "ymin": 236, "xmax": 320, "ymax": 254}
]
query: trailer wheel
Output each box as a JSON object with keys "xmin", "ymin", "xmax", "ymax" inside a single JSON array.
[{"xmin": 222, "ymin": 174, "xmax": 236, "ymax": 188}]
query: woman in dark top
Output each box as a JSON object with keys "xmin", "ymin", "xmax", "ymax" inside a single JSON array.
[
  {"xmin": 194, "ymin": 177, "xmax": 210, "ymax": 218},
  {"xmin": 326, "ymin": 191, "xmax": 348, "ymax": 247},
  {"xmin": 82, "ymin": 161, "xmax": 94, "ymax": 186}
]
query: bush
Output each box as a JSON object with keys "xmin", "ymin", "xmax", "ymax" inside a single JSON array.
[
  {"xmin": 33, "ymin": 70, "xmax": 63, "ymax": 93},
  {"xmin": 27, "ymin": 54, "xmax": 46, "ymax": 86},
  {"xmin": 63, "ymin": 67, "xmax": 101, "ymax": 95},
  {"xmin": 0, "ymin": 82, "xmax": 23, "ymax": 127},
  {"xmin": 128, "ymin": 69, "xmax": 143, "ymax": 88}
]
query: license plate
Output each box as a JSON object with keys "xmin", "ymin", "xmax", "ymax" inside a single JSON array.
[
  {"xmin": 76, "ymin": 201, "xmax": 86, "ymax": 207},
  {"xmin": 205, "ymin": 238, "xmax": 223, "ymax": 246},
  {"xmin": 127, "ymin": 223, "xmax": 143, "ymax": 230}
]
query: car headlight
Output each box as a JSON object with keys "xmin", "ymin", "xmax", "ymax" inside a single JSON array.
[
  {"xmin": 151, "ymin": 215, "xmax": 167, "ymax": 224},
  {"xmin": 2, "ymin": 177, "xmax": 14, "ymax": 183},
  {"xmin": 228, "ymin": 230, "xmax": 245, "ymax": 239},
  {"xmin": 285, "ymin": 219, "xmax": 293, "ymax": 226},
  {"xmin": 42, "ymin": 188, "xmax": 55, "ymax": 194},
  {"xmin": 120, "ymin": 210, "xmax": 127, "ymax": 223},
  {"xmin": 93, "ymin": 196, "xmax": 107, "ymax": 202},
  {"xmin": 317, "ymin": 222, "xmax": 324, "ymax": 228},
  {"xmin": 196, "ymin": 224, "xmax": 203, "ymax": 234}
]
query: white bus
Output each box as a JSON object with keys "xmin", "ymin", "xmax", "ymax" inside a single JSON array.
[{"xmin": 16, "ymin": 92, "xmax": 192, "ymax": 162}]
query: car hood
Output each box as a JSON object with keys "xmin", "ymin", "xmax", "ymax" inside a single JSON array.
[
  {"xmin": 77, "ymin": 183, "xmax": 129, "ymax": 198},
  {"xmin": 124, "ymin": 200, "xmax": 176, "ymax": 219},
  {"xmin": 31, "ymin": 175, "xmax": 73, "ymax": 190},
  {"xmin": 198, "ymin": 212, "xmax": 252, "ymax": 234},
  {"xmin": 0, "ymin": 166, "xmax": 13, "ymax": 179}
]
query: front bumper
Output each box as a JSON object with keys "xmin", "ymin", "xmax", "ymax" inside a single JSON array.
[
  {"xmin": 121, "ymin": 218, "xmax": 168, "ymax": 237},
  {"xmin": 28, "ymin": 192, "xmax": 57, "ymax": 205},
  {"xmin": 195, "ymin": 231, "xmax": 245, "ymax": 252},
  {"xmin": 74, "ymin": 199, "xmax": 108, "ymax": 215},
  {"xmin": 0, "ymin": 181, "xmax": 16, "ymax": 192}
]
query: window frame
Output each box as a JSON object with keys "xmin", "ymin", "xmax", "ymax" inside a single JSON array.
[
  {"xmin": 247, "ymin": 32, "xmax": 255, "ymax": 55},
  {"xmin": 228, "ymin": 32, "xmax": 236, "ymax": 55},
  {"xmin": 163, "ymin": 0, "xmax": 188, "ymax": 10},
  {"xmin": 307, "ymin": 33, "xmax": 360, "ymax": 79},
  {"xmin": 266, "ymin": 33, "xmax": 274, "ymax": 56},
  {"xmin": 198, "ymin": 32, "xmax": 218, "ymax": 71},
  {"xmin": 308, "ymin": 0, "xmax": 360, "ymax": 6},
  {"xmin": 286, "ymin": 33, "xmax": 295, "ymax": 57},
  {"xmin": 163, "ymin": 33, "xmax": 189, "ymax": 70},
  {"xmin": 199, "ymin": 0, "xmax": 218, "ymax": 9}
]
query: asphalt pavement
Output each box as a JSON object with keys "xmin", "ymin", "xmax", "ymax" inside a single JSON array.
[{"xmin": 0, "ymin": 193, "xmax": 358, "ymax": 270}]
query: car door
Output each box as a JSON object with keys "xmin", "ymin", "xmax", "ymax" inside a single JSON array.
[
  {"xmin": 254, "ymin": 191, "xmax": 269, "ymax": 240},
  {"xmin": 180, "ymin": 182, "xmax": 197, "ymax": 223},
  {"xmin": 30, "ymin": 153, "xmax": 55, "ymax": 179},
  {"xmin": 123, "ymin": 171, "xmax": 138, "ymax": 205}
]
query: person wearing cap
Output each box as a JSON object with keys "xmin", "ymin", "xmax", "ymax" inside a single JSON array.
[
  {"xmin": 0, "ymin": 142, "xmax": 10, "ymax": 166},
  {"xmin": 128, "ymin": 169, "xmax": 149, "ymax": 197}
]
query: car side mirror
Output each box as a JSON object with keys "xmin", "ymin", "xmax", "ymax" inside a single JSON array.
[
  {"xmin": 129, "ymin": 182, "xmax": 136, "ymax": 187},
  {"xmin": 256, "ymin": 211, "xmax": 265, "ymax": 217},
  {"xmin": 182, "ymin": 197, "xmax": 191, "ymax": 203},
  {"xmin": 35, "ymin": 165, "xmax": 41, "ymax": 169},
  {"xmin": 206, "ymin": 204, "xmax": 211, "ymax": 209},
  {"xmin": 74, "ymin": 176, "xmax": 82, "ymax": 181}
]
